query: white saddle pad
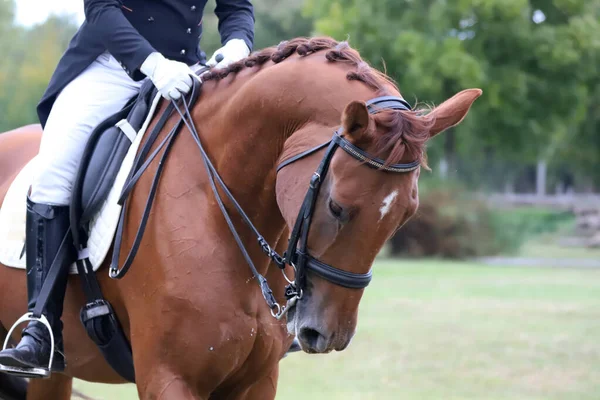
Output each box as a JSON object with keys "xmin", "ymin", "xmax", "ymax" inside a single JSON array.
[{"xmin": 0, "ymin": 92, "xmax": 162, "ymax": 274}]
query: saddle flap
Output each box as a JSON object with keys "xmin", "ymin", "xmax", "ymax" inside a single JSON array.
[{"xmin": 71, "ymin": 80, "xmax": 157, "ymax": 231}]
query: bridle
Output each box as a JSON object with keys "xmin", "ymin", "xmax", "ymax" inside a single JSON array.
[
  {"xmin": 108, "ymin": 79, "xmax": 420, "ymax": 320},
  {"xmin": 274, "ymin": 96, "xmax": 420, "ymax": 317}
]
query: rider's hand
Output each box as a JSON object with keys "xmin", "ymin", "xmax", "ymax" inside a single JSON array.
[
  {"xmin": 141, "ymin": 52, "xmax": 198, "ymax": 100},
  {"xmin": 206, "ymin": 39, "xmax": 250, "ymax": 69}
]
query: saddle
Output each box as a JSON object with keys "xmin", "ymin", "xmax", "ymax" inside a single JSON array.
[
  {"xmin": 66, "ymin": 79, "xmax": 159, "ymax": 383},
  {"xmin": 72, "ymin": 79, "xmax": 156, "ymax": 225},
  {"xmin": 0, "ymin": 80, "xmax": 163, "ymax": 381}
]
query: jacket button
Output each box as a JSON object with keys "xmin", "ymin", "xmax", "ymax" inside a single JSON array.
[
  {"xmin": 148, "ymin": 17, "xmax": 154, "ymax": 22},
  {"xmin": 187, "ymin": 28, "xmax": 192, "ymax": 34},
  {"xmin": 191, "ymin": 5, "xmax": 196, "ymax": 11},
  {"xmin": 180, "ymin": 49, "xmax": 186, "ymax": 55}
]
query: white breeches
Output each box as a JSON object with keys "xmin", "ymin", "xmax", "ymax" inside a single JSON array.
[{"xmin": 30, "ymin": 52, "xmax": 147, "ymax": 206}]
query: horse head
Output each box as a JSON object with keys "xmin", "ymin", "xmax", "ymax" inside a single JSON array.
[
  {"xmin": 182, "ymin": 37, "xmax": 481, "ymax": 355},
  {"xmin": 267, "ymin": 43, "xmax": 482, "ymax": 353}
]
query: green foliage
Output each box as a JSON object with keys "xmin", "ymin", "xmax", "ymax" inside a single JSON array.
[
  {"xmin": 0, "ymin": 0, "xmax": 598, "ymax": 191},
  {"xmin": 305, "ymin": 0, "xmax": 600, "ymax": 188},
  {"xmin": 201, "ymin": 0, "xmax": 313, "ymax": 53},
  {"xmin": 389, "ymin": 183, "xmax": 506, "ymax": 258},
  {"xmin": 0, "ymin": 0, "xmax": 312, "ymax": 132},
  {"xmin": 389, "ymin": 181, "xmax": 573, "ymax": 259},
  {"xmin": 0, "ymin": 4, "xmax": 78, "ymax": 132},
  {"xmin": 493, "ymin": 207, "xmax": 574, "ymax": 240}
]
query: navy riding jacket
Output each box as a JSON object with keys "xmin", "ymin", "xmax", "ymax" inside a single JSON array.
[{"xmin": 37, "ymin": 0, "xmax": 254, "ymax": 128}]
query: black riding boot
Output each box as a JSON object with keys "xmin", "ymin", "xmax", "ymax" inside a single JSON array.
[{"xmin": 0, "ymin": 198, "xmax": 72, "ymax": 377}]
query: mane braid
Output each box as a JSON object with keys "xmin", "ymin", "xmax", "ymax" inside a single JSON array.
[{"xmin": 202, "ymin": 37, "xmax": 432, "ymax": 167}]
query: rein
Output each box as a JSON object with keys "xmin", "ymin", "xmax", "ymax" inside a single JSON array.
[{"xmin": 109, "ymin": 79, "xmax": 419, "ymax": 319}]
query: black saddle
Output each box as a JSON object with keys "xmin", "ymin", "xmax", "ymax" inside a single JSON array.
[
  {"xmin": 65, "ymin": 79, "xmax": 158, "ymax": 384},
  {"xmin": 72, "ymin": 79, "xmax": 157, "ymax": 225}
]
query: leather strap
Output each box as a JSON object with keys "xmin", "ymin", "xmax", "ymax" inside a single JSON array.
[
  {"xmin": 276, "ymin": 140, "xmax": 331, "ymax": 173},
  {"xmin": 332, "ymin": 134, "xmax": 420, "ymax": 172},
  {"xmin": 306, "ymin": 255, "xmax": 372, "ymax": 289},
  {"xmin": 110, "ymin": 120, "xmax": 182, "ymax": 279},
  {"xmin": 277, "ymin": 96, "xmax": 417, "ymax": 174},
  {"xmin": 116, "ymin": 119, "xmax": 137, "ymax": 143},
  {"xmin": 170, "ymin": 91, "xmax": 279, "ymax": 310},
  {"xmin": 31, "ymin": 232, "xmax": 74, "ymax": 318},
  {"xmin": 365, "ymin": 96, "xmax": 411, "ymax": 112}
]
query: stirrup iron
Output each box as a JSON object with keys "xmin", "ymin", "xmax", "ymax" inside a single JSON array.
[{"xmin": 0, "ymin": 313, "xmax": 55, "ymax": 378}]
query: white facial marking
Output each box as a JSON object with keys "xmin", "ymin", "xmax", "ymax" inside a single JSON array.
[{"xmin": 379, "ymin": 190, "xmax": 398, "ymax": 221}]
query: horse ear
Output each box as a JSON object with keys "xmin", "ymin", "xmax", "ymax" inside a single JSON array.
[
  {"xmin": 427, "ymin": 89, "xmax": 482, "ymax": 138},
  {"xmin": 341, "ymin": 101, "xmax": 370, "ymax": 140}
]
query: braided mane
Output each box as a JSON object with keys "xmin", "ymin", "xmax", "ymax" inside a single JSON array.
[
  {"xmin": 203, "ymin": 37, "xmax": 433, "ymax": 168},
  {"xmin": 203, "ymin": 37, "xmax": 396, "ymax": 91}
]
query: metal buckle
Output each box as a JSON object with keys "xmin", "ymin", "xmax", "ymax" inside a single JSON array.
[
  {"xmin": 0, "ymin": 313, "xmax": 54, "ymax": 378},
  {"xmin": 274, "ymin": 292, "xmax": 302, "ymax": 321},
  {"xmin": 281, "ymin": 265, "xmax": 295, "ymax": 284},
  {"xmin": 309, "ymin": 172, "xmax": 321, "ymax": 188},
  {"xmin": 109, "ymin": 266, "xmax": 124, "ymax": 279},
  {"xmin": 270, "ymin": 302, "xmax": 282, "ymax": 318}
]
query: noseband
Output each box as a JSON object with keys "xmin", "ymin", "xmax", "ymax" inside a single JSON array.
[
  {"xmin": 275, "ymin": 96, "xmax": 420, "ymax": 311},
  {"xmin": 109, "ymin": 80, "xmax": 420, "ymax": 320}
]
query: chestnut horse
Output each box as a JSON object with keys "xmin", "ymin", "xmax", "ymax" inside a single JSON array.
[{"xmin": 0, "ymin": 37, "xmax": 481, "ymax": 399}]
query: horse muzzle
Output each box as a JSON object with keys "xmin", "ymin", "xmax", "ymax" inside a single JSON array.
[{"xmin": 295, "ymin": 320, "xmax": 354, "ymax": 354}]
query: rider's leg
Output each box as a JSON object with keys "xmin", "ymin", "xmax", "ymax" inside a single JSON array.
[{"xmin": 0, "ymin": 52, "xmax": 144, "ymax": 377}]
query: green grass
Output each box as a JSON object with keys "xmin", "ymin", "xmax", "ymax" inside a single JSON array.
[
  {"xmin": 75, "ymin": 258, "xmax": 600, "ymax": 399},
  {"xmin": 518, "ymin": 241, "xmax": 600, "ymax": 259},
  {"xmin": 512, "ymin": 215, "xmax": 600, "ymax": 260}
]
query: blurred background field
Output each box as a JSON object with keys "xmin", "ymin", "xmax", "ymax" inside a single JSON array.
[{"xmin": 1, "ymin": 0, "xmax": 599, "ymax": 398}]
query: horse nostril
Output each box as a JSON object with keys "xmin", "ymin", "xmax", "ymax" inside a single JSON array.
[
  {"xmin": 298, "ymin": 326, "xmax": 329, "ymax": 353},
  {"xmin": 299, "ymin": 327, "xmax": 320, "ymax": 344}
]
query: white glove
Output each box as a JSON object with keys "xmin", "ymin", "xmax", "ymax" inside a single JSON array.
[
  {"xmin": 141, "ymin": 52, "xmax": 199, "ymax": 100},
  {"xmin": 206, "ymin": 39, "xmax": 250, "ymax": 69}
]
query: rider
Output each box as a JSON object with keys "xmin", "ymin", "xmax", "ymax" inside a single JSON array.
[{"xmin": 0, "ymin": 0, "xmax": 254, "ymax": 377}]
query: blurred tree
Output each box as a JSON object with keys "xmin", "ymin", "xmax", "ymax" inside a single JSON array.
[
  {"xmin": 305, "ymin": 0, "xmax": 600, "ymax": 189},
  {"xmin": 0, "ymin": 0, "xmax": 597, "ymax": 191},
  {"xmin": 0, "ymin": 0, "xmax": 13, "ymax": 29},
  {"xmin": 0, "ymin": 1, "xmax": 77, "ymax": 132},
  {"xmin": 200, "ymin": 0, "xmax": 313, "ymax": 54},
  {"xmin": 1, "ymin": 0, "xmax": 312, "ymax": 132},
  {"xmin": 2, "ymin": 16, "xmax": 78, "ymax": 130},
  {"xmin": 0, "ymin": 0, "xmax": 17, "ymax": 124}
]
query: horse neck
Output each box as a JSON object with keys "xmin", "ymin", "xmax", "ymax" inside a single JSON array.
[
  {"xmin": 190, "ymin": 60, "xmax": 356, "ymax": 209},
  {"xmin": 162, "ymin": 58, "xmax": 375, "ymax": 274},
  {"xmin": 194, "ymin": 56, "xmax": 377, "ymax": 182}
]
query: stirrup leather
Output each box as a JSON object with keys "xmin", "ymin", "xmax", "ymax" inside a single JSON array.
[{"xmin": 0, "ymin": 313, "xmax": 55, "ymax": 378}]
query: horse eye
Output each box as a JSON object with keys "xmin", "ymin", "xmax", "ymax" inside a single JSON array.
[{"xmin": 328, "ymin": 199, "xmax": 344, "ymax": 219}]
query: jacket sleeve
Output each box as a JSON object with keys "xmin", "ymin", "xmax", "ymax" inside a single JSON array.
[
  {"xmin": 84, "ymin": 0, "xmax": 157, "ymax": 80},
  {"xmin": 214, "ymin": 0, "xmax": 255, "ymax": 51}
]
